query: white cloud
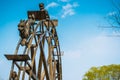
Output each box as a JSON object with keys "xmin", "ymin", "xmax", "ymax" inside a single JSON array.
[
  {"xmin": 107, "ymin": 11, "xmax": 116, "ymax": 16},
  {"xmin": 61, "ymin": 3, "xmax": 79, "ymax": 18},
  {"xmin": 46, "ymin": 2, "xmax": 59, "ymax": 9},
  {"xmin": 63, "ymin": 3, "xmax": 72, "ymax": 10},
  {"xmin": 62, "ymin": 9, "xmax": 75, "ymax": 18}
]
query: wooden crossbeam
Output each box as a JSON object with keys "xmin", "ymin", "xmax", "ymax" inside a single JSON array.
[{"xmin": 4, "ymin": 54, "xmax": 30, "ymax": 61}]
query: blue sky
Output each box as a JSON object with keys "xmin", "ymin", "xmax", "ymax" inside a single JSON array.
[{"xmin": 0, "ymin": 0, "xmax": 120, "ymax": 80}]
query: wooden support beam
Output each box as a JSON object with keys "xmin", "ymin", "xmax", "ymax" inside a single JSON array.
[
  {"xmin": 37, "ymin": 50, "xmax": 43, "ymax": 80},
  {"xmin": 22, "ymin": 62, "xmax": 27, "ymax": 80},
  {"xmin": 40, "ymin": 41, "xmax": 50, "ymax": 80},
  {"xmin": 48, "ymin": 37, "xmax": 53, "ymax": 80},
  {"xmin": 31, "ymin": 47, "xmax": 36, "ymax": 75}
]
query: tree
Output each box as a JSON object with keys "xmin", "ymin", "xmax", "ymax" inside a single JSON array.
[
  {"xmin": 107, "ymin": 0, "xmax": 120, "ymax": 27},
  {"xmin": 82, "ymin": 64, "xmax": 120, "ymax": 80},
  {"xmin": 101, "ymin": 0, "xmax": 120, "ymax": 36}
]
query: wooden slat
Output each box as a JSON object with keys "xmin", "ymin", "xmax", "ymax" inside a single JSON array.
[
  {"xmin": 28, "ymin": 11, "xmax": 46, "ymax": 20},
  {"xmin": 44, "ymin": 19, "xmax": 58, "ymax": 27},
  {"xmin": 4, "ymin": 54, "xmax": 30, "ymax": 61}
]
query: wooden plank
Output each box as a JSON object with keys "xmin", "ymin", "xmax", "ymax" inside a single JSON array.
[
  {"xmin": 28, "ymin": 11, "xmax": 46, "ymax": 20},
  {"xmin": 4, "ymin": 54, "xmax": 30, "ymax": 61},
  {"xmin": 44, "ymin": 19, "xmax": 58, "ymax": 27}
]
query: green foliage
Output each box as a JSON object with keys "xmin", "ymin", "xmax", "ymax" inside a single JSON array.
[{"xmin": 82, "ymin": 64, "xmax": 120, "ymax": 80}]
